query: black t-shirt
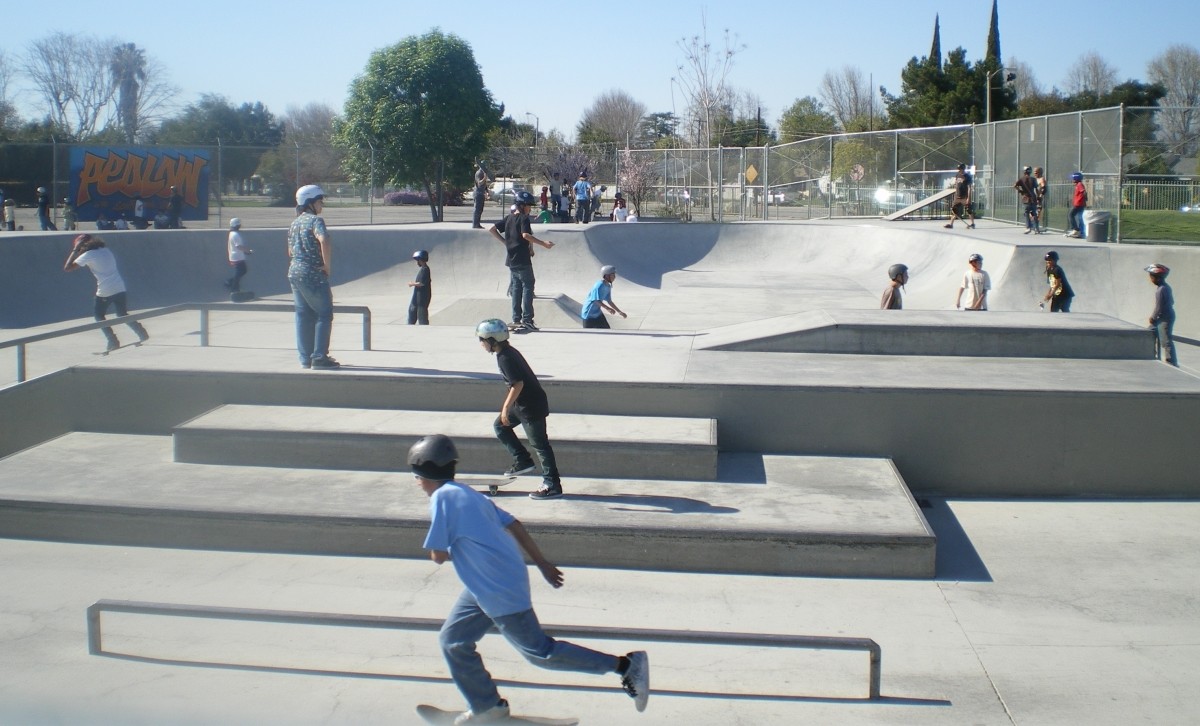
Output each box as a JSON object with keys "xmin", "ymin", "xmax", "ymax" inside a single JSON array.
[
  {"xmin": 956, "ymin": 175, "xmax": 971, "ymax": 199},
  {"xmin": 496, "ymin": 344, "xmax": 549, "ymax": 418},
  {"xmin": 411, "ymin": 265, "xmax": 431, "ymax": 304},
  {"xmin": 493, "ymin": 213, "xmax": 533, "ymax": 267},
  {"xmin": 1048, "ymin": 264, "xmax": 1074, "ymax": 299}
]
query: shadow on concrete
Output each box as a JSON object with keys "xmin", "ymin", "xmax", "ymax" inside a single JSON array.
[
  {"xmin": 921, "ymin": 499, "xmax": 992, "ymax": 583},
  {"xmin": 95, "ymin": 652, "xmax": 950, "ymax": 706},
  {"xmin": 492, "ymin": 491, "xmax": 740, "ymax": 515}
]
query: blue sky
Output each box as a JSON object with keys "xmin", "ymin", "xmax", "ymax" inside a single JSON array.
[{"xmin": 5, "ymin": 1, "xmax": 1198, "ymax": 139}]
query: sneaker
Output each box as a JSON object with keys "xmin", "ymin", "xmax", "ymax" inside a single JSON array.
[
  {"xmin": 504, "ymin": 461, "xmax": 537, "ymax": 477},
  {"xmin": 453, "ymin": 699, "xmax": 510, "ymax": 725},
  {"xmin": 621, "ymin": 651, "xmax": 650, "ymax": 712},
  {"xmin": 1024, "ymin": 229, "xmax": 1032, "ymax": 234},
  {"xmin": 309, "ymin": 356, "xmax": 340, "ymax": 369},
  {"xmin": 137, "ymin": 331, "xmax": 150, "ymax": 344},
  {"xmin": 943, "ymin": 223, "xmax": 953, "ymax": 229},
  {"xmin": 529, "ymin": 484, "xmax": 563, "ymax": 500},
  {"xmin": 105, "ymin": 340, "xmax": 121, "ymax": 353},
  {"xmin": 967, "ymin": 223, "xmax": 976, "ymax": 229},
  {"xmin": 521, "ymin": 321, "xmax": 539, "ymax": 331}
]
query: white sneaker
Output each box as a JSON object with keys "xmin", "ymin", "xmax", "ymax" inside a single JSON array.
[
  {"xmin": 454, "ymin": 699, "xmax": 510, "ymax": 724},
  {"xmin": 621, "ymin": 651, "xmax": 650, "ymax": 712}
]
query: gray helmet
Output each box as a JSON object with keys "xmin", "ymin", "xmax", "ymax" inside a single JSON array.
[
  {"xmin": 408, "ymin": 434, "xmax": 458, "ymax": 479},
  {"xmin": 476, "ymin": 318, "xmax": 510, "ymax": 343},
  {"xmin": 1023, "ymin": 166, "xmax": 1032, "ymax": 175},
  {"xmin": 412, "ymin": 249, "xmax": 429, "ymax": 261},
  {"xmin": 513, "ymin": 190, "xmax": 536, "ymax": 207},
  {"xmin": 600, "ymin": 265, "xmax": 616, "ymax": 276},
  {"xmin": 968, "ymin": 253, "xmax": 983, "ymax": 263},
  {"xmin": 888, "ymin": 263, "xmax": 909, "ymax": 281}
]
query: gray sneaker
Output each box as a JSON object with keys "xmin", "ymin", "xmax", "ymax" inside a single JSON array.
[
  {"xmin": 621, "ymin": 651, "xmax": 650, "ymax": 712},
  {"xmin": 504, "ymin": 461, "xmax": 536, "ymax": 477},
  {"xmin": 453, "ymin": 699, "xmax": 510, "ymax": 724}
]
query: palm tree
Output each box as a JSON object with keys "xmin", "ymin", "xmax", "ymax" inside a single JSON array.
[{"xmin": 110, "ymin": 43, "xmax": 146, "ymax": 143}]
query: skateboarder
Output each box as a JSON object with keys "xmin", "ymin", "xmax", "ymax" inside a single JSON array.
[
  {"xmin": 881, "ymin": 263, "xmax": 908, "ymax": 310},
  {"xmin": 954, "ymin": 253, "xmax": 991, "ymax": 311},
  {"xmin": 408, "ymin": 249, "xmax": 432, "ymax": 325},
  {"xmin": 1041, "ymin": 251, "xmax": 1074, "ymax": 312},
  {"xmin": 63, "ymin": 234, "xmax": 150, "ymax": 352},
  {"xmin": 408, "ymin": 433, "xmax": 650, "ymax": 723},
  {"xmin": 489, "ymin": 190, "xmax": 554, "ymax": 331},
  {"xmin": 581, "ymin": 265, "xmax": 628, "ymax": 328},
  {"xmin": 476, "ymin": 319, "xmax": 563, "ymax": 500},
  {"xmin": 224, "ymin": 218, "xmax": 252, "ymax": 293},
  {"xmin": 1145, "ymin": 264, "xmax": 1177, "ymax": 366}
]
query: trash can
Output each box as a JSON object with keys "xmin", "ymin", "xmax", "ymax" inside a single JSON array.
[{"xmin": 1084, "ymin": 210, "xmax": 1111, "ymax": 242}]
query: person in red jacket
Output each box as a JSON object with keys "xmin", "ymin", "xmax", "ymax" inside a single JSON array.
[{"xmin": 1066, "ymin": 172, "xmax": 1087, "ymax": 238}]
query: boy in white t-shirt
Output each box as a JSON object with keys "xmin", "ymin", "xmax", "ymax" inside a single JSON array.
[
  {"xmin": 63, "ymin": 234, "xmax": 149, "ymax": 351},
  {"xmin": 954, "ymin": 253, "xmax": 991, "ymax": 311},
  {"xmin": 224, "ymin": 217, "xmax": 253, "ymax": 292}
]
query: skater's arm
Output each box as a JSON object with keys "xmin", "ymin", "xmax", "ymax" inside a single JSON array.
[
  {"xmin": 63, "ymin": 245, "xmax": 84, "ymax": 272},
  {"xmin": 506, "ymin": 520, "xmax": 563, "ymax": 588},
  {"xmin": 523, "ymin": 232, "xmax": 554, "ymax": 250},
  {"xmin": 500, "ymin": 382, "xmax": 522, "ymax": 426},
  {"xmin": 316, "ymin": 229, "xmax": 332, "ymax": 277},
  {"xmin": 601, "ymin": 301, "xmax": 626, "ymax": 318},
  {"xmin": 428, "ymin": 549, "xmax": 450, "ymax": 564}
]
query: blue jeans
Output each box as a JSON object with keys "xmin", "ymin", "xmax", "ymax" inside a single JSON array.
[
  {"xmin": 473, "ymin": 193, "xmax": 485, "ymax": 227},
  {"xmin": 1153, "ymin": 320, "xmax": 1178, "ymax": 366},
  {"xmin": 494, "ymin": 410, "xmax": 560, "ymax": 486},
  {"xmin": 440, "ymin": 590, "xmax": 617, "ymax": 714},
  {"xmin": 1068, "ymin": 206, "xmax": 1085, "ymax": 234},
  {"xmin": 509, "ymin": 265, "xmax": 536, "ymax": 325},
  {"xmin": 290, "ymin": 276, "xmax": 333, "ymax": 364}
]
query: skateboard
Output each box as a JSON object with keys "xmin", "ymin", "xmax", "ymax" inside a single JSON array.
[
  {"xmin": 507, "ymin": 323, "xmax": 534, "ymax": 334},
  {"xmin": 229, "ymin": 290, "xmax": 255, "ymax": 303},
  {"xmin": 93, "ymin": 341, "xmax": 143, "ymax": 356},
  {"xmin": 458, "ymin": 476, "xmax": 517, "ymax": 496},
  {"xmin": 416, "ymin": 704, "xmax": 578, "ymax": 726}
]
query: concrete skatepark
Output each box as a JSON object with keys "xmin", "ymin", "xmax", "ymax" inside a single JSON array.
[{"xmin": 1, "ymin": 217, "xmax": 1198, "ymax": 724}]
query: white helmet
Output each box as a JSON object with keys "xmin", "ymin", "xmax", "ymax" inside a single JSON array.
[
  {"xmin": 475, "ymin": 318, "xmax": 510, "ymax": 343},
  {"xmin": 229, "ymin": 217, "xmax": 241, "ymax": 229},
  {"xmin": 600, "ymin": 265, "xmax": 616, "ymax": 276},
  {"xmin": 37, "ymin": 187, "xmax": 47, "ymax": 193},
  {"xmin": 296, "ymin": 184, "xmax": 325, "ymax": 207}
]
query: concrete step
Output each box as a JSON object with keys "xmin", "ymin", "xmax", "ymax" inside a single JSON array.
[
  {"xmin": 173, "ymin": 405, "xmax": 719, "ymax": 481},
  {"xmin": 0, "ymin": 433, "xmax": 936, "ymax": 579}
]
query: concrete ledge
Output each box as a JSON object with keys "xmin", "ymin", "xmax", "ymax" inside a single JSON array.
[
  {"xmin": 173, "ymin": 405, "xmax": 719, "ymax": 481},
  {"xmin": 697, "ymin": 310, "xmax": 1156, "ymax": 359}
]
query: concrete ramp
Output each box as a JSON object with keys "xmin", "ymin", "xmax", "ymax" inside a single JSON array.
[{"xmin": 884, "ymin": 187, "xmax": 956, "ymax": 220}]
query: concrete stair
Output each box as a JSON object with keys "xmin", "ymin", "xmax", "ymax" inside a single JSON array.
[{"xmin": 172, "ymin": 405, "xmax": 719, "ymax": 481}]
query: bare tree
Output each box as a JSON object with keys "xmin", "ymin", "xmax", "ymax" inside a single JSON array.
[
  {"xmin": 1004, "ymin": 58, "xmax": 1043, "ymax": 102},
  {"xmin": 1064, "ymin": 52, "xmax": 1117, "ymax": 97},
  {"xmin": 616, "ymin": 149, "xmax": 660, "ymax": 216},
  {"xmin": 672, "ymin": 12, "xmax": 744, "ymax": 147},
  {"xmin": 1147, "ymin": 44, "xmax": 1200, "ymax": 157},
  {"xmin": 23, "ymin": 32, "xmax": 116, "ymax": 138},
  {"xmin": 0, "ymin": 50, "xmax": 17, "ymax": 132},
  {"xmin": 819, "ymin": 66, "xmax": 879, "ymax": 130},
  {"xmin": 284, "ymin": 103, "xmax": 345, "ymax": 182},
  {"xmin": 578, "ymin": 89, "xmax": 647, "ymax": 147}
]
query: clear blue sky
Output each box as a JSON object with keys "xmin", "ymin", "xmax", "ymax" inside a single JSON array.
[{"xmin": 5, "ymin": 1, "xmax": 1198, "ymax": 139}]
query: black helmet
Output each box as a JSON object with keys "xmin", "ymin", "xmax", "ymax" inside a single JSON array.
[
  {"xmin": 1044, "ymin": 250, "xmax": 1059, "ymax": 262},
  {"xmin": 514, "ymin": 190, "xmax": 536, "ymax": 207},
  {"xmin": 1023, "ymin": 166, "xmax": 1032, "ymax": 174},
  {"xmin": 888, "ymin": 263, "xmax": 909, "ymax": 281},
  {"xmin": 408, "ymin": 434, "xmax": 458, "ymax": 480}
]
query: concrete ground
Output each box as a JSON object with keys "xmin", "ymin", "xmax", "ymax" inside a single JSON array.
[{"xmin": 2, "ymin": 219, "xmax": 1199, "ymax": 724}]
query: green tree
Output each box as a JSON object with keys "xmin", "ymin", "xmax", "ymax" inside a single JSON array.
[
  {"xmin": 636, "ymin": 112, "xmax": 678, "ymax": 147},
  {"xmin": 110, "ymin": 43, "xmax": 146, "ymax": 143},
  {"xmin": 335, "ymin": 30, "xmax": 499, "ymax": 221},
  {"xmin": 778, "ymin": 97, "xmax": 837, "ymax": 143},
  {"xmin": 155, "ymin": 94, "xmax": 285, "ymax": 192}
]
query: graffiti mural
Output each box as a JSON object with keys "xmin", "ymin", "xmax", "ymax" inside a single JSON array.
[{"xmin": 69, "ymin": 147, "xmax": 211, "ymax": 223}]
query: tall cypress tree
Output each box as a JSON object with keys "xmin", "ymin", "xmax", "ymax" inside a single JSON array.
[
  {"xmin": 930, "ymin": 15, "xmax": 943, "ymax": 71},
  {"xmin": 985, "ymin": 0, "xmax": 1001, "ymax": 68}
]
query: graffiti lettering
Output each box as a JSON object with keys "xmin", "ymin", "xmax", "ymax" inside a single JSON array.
[{"xmin": 75, "ymin": 150, "xmax": 209, "ymax": 206}]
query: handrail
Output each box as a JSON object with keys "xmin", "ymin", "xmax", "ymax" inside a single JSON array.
[
  {"xmin": 87, "ymin": 598, "xmax": 882, "ymax": 700},
  {"xmin": 2, "ymin": 302, "xmax": 372, "ymax": 383}
]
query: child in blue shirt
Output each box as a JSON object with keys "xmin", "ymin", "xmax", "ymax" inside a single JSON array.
[
  {"xmin": 581, "ymin": 265, "xmax": 628, "ymax": 329},
  {"xmin": 408, "ymin": 434, "xmax": 650, "ymax": 723}
]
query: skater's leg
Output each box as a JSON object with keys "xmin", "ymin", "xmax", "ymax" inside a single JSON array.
[
  {"xmin": 440, "ymin": 590, "xmax": 505, "ymax": 714},
  {"xmin": 494, "ymin": 414, "xmax": 534, "ymax": 467},
  {"xmin": 519, "ymin": 415, "xmax": 560, "ymax": 486},
  {"xmin": 494, "ymin": 607, "xmax": 618, "ymax": 675},
  {"xmin": 94, "ymin": 295, "xmax": 120, "ymax": 349},
  {"xmin": 111, "ymin": 292, "xmax": 148, "ymax": 341}
]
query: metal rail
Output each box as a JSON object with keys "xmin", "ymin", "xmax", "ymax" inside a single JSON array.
[
  {"xmin": 2, "ymin": 302, "xmax": 372, "ymax": 383},
  {"xmin": 86, "ymin": 599, "xmax": 882, "ymax": 700}
]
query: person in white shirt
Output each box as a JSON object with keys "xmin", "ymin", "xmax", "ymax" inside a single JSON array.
[
  {"xmin": 63, "ymin": 234, "xmax": 149, "ymax": 351},
  {"xmin": 223, "ymin": 217, "xmax": 253, "ymax": 292},
  {"xmin": 954, "ymin": 253, "xmax": 991, "ymax": 311}
]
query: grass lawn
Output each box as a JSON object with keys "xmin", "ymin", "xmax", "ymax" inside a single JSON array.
[{"xmin": 1118, "ymin": 210, "xmax": 1200, "ymax": 244}]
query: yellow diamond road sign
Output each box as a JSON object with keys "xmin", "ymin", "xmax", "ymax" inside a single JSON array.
[{"xmin": 745, "ymin": 165, "xmax": 758, "ymax": 184}]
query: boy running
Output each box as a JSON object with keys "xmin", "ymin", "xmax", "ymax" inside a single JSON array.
[{"xmin": 581, "ymin": 265, "xmax": 628, "ymax": 328}]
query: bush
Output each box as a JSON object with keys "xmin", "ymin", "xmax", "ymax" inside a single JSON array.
[{"xmin": 384, "ymin": 190, "xmax": 428, "ymax": 205}]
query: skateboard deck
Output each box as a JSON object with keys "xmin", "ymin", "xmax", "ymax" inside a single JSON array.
[
  {"xmin": 458, "ymin": 476, "xmax": 518, "ymax": 496},
  {"xmin": 506, "ymin": 323, "xmax": 534, "ymax": 334},
  {"xmin": 229, "ymin": 291, "xmax": 255, "ymax": 303},
  {"xmin": 93, "ymin": 341, "xmax": 143, "ymax": 356},
  {"xmin": 416, "ymin": 705, "xmax": 578, "ymax": 726}
]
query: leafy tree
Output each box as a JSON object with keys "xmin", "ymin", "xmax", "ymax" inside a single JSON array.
[
  {"xmin": 155, "ymin": 94, "xmax": 285, "ymax": 191},
  {"xmin": 108, "ymin": 43, "xmax": 176, "ymax": 143},
  {"xmin": 885, "ymin": 47, "xmax": 1004, "ymax": 127},
  {"xmin": 778, "ymin": 97, "xmax": 837, "ymax": 143},
  {"xmin": 335, "ymin": 30, "xmax": 499, "ymax": 221},
  {"xmin": 636, "ymin": 112, "xmax": 678, "ymax": 147}
]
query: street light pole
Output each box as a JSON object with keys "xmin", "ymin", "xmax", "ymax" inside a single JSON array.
[
  {"xmin": 525, "ymin": 112, "xmax": 539, "ymax": 146},
  {"xmin": 986, "ymin": 69, "xmax": 1016, "ymax": 123}
]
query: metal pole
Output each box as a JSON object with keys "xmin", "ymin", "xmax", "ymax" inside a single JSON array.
[
  {"xmin": 216, "ymin": 138, "xmax": 223, "ymax": 230},
  {"xmin": 368, "ymin": 142, "xmax": 375, "ymax": 225},
  {"xmin": 199, "ymin": 309, "xmax": 209, "ymax": 347},
  {"xmin": 762, "ymin": 144, "xmax": 770, "ymax": 221},
  {"xmin": 52, "ymin": 137, "xmax": 59, "ymax": 227},
  {"xmin": 16, "ymin": 343, "xmax": 25, "ymax": 383}
]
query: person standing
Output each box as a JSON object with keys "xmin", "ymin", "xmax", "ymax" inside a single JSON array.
[
  {"xmin": 476, "ymin": 319, "xmax": 565, "ymax": 500},
  {"xmin": 1145, "ymin": 264, "xmax": 1177, "ymax": 366},
  {"xmin": 489, "ymin": 190, "xmax": 554, "ymax": 331},
  {"xmin": 955, "ymin": 253, "xmax": 991, "ymax": 311},
  {"xmin": 1014, "ymin": 167, "xmax": 1040, "ymax": 235},
  {"xmin": 881, "ymin": 263, "xmax": 909, "ymax": 310},
  {"xmin": 132, "ymin": 195, "xmax": 147, "ymax": 228},
  {"xmin": 944, "ymin": 164, "xmax": 976, "ymax": 229},
  {"xmin": 288, "ymin": 185, "xmax": 339, "ymax": 369},
  {"xmin": 407, "ymin": 433, "xmax": 650, "ymax": 723},
  {"xmin": 36, "ymin": 186, "xmax": 57, "ymax": 230},
  {"xmin": 572, "ymin": 172, "xmax": 593, "ymax": 224},
  {"xmin": 0, "ymin": 188, "xmax": 6, "ymax": 231},
  {"xmin": 472, "ymin": 161, "xmax": 490, "ymax": 229},
  {"xmin": 408, "ymin": 249, "xmax": 432, "ymax": 325},
  {"xmin": 167, "ymin": 186, "xmax": 183, "ymax": 229},
  {"xmin": 63, "ymin": 234, "xmax": 150, "ymax": 352},
  {"xmin": 548, "ymin": 172, "xmax": 562, "ymax": 216},
  {"xmin": 1041, "ymin": 251, "xmax": 1074, "ymax": 312},
  {"xmin": 1033, "ymin": 167, "xmax": 1048, "ymax": 232},
  {"xmin": 581, "ymin": 265, "xmax": 628, "ymax": 328},
  {"xmin": 62, "ymin": 198, "xmax": 78, "ymax": 231},
  {"xmin": 1066, "ymin": 172, "xmax": 1087, "ymax": 239},
  {"xmin": 224, "ymin": 218, "xmax": 252, "ymax": 293}
]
